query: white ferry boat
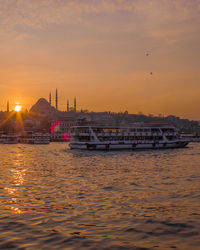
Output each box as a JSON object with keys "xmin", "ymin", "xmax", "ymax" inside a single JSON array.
[{"xmin": 69, "ymin": 126, "xmax": 189, "ymax": 150}]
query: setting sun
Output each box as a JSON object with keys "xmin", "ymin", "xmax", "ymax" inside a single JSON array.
[{"xmin": 14, "ymin": 105, "xmax": 22, "ymax": 112}]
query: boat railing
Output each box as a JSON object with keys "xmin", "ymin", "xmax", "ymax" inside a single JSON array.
[
  {"xmin": 76, "ymin": 132, "xmax": 90, "ymax": 136},
  {"xmin": 163, "ymin": 132, "xmax": 176, "ymax": 136},
  {"xmin": 95, "ymin": 132, "xmax": 164, "ymax": 137}
]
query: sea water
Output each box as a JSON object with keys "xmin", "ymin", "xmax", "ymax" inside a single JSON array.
[{"xmin": 0, "ymin": 143, "xmax": 199, "ymax": 249}]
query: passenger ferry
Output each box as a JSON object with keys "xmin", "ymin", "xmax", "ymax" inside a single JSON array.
[{"xmin": 70, "ymin": 126, "xmax": 189, "ymax": 150}]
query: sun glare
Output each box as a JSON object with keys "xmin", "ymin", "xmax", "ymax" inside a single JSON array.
[{"xmin": 14, "ymin": 105, "xmax": 22, "ymax": 112}]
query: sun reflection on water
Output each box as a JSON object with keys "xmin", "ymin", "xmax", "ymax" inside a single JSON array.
[
  {"xmin": 11, "ymin": 168, "xmax": 26, "ymax": 186},
  {"xmin": 4, "ymin": 187, "xmax": 16, "ymax": 195},
  {"xmin": 3, "ymin": 150, "xmax": 27, "ymax": 214},
  {"xmin": 10, "ymin": 206, "xmax": 22, "ymax": 214}
]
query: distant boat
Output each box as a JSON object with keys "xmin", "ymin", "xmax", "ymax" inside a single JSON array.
[
  {"xmin": 33, "ymin": 133, "xmax": 50, "ymax": 144},
  {"xmin": 20, "ymin": 132, "xmax": 50, "ymax": 144},
  {"xmin": 69, "ymin": 126, "xmax": 189, "ymax": 150},
  {"xmin": 1, "ymin": 134, "xmax": 18, "ymax": 144}
]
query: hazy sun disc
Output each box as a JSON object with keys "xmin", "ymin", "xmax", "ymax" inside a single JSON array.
[{"xmin": 14, "ymin": 105, "xmax": 22, "ymax": 112}]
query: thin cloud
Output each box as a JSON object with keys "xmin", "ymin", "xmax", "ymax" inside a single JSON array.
[
  {"xmin": 0, "ymin": 0, "xmax": 200, "ymax": 33},
  {"xmin": 0, "ymin": 0, "xmax": 134, "ymax": 30}
]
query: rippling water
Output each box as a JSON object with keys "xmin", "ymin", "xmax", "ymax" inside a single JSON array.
[{"xmin": 0, "ymin": 143, "xmax": 199, "ymax": 249}]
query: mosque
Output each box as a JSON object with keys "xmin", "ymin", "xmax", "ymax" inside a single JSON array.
[
  {"xmin": 5, "ymin": 89, "xmax": 77, "ymax": 114},
  {"xmin": 30, "ymin": 89, "xmax": 77, "ymax": 115},
  {"xmin": 48, "ymin": 89, "xmax": 77, "ymax": 112}
]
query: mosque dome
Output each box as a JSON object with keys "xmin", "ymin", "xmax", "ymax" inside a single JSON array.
[{"xmin": 30, "ymin": 98, "xmax": 57, "ymax": 114}]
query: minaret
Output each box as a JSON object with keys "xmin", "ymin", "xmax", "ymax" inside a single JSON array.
[
  {"xmin": 49, "ymin": 92, "xmax": 51, "ymax": 105},
  {"xmin": 67, "ymin": 100, "xmax": 69, "ymax": 112},
  {"xmin": 55, "ymin": 89, "xmax": 58, "ymax": 110},
  {"xmin": 7, "ymin": 101, "xmax": 9, "ymax": 112},
  {"xmin": 74, "ymin": 97, "xmax": 76, "ymax": 112}
]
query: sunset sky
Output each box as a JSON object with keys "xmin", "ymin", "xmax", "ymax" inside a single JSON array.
[{"xmin": 0, "ymin": 0, "xmax": 200, "ymax": 119}]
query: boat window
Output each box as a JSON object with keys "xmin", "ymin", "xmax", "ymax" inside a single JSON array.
[
  {"xmin": 77, "ymin": 128, "xmax": 89, "ymax": 133},
  {"xmin": 151, "ymin": 128, "xmax": 160, "ymax": 132},
  {"xmin": 166, "ymin": 136, "xmax": 176, "ymax": 140},
  {"xmin": 154, "ymin": 136, "xmax": 163, "ymax": 140},
  {"xmin": 121, "ymin": 129, "xmax": 128, "ymax": 132},
  {"xmin": 93, "ymin": 128, "xmax": 102, "ymax": 133},
  {"xmin": 76, "ymin": 136, "xmax": 91, "ymax": 142}
]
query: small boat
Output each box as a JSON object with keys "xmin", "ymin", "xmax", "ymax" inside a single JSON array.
[
  {"xmin": 1, "ymin": 134, "xmax": 18, "ymax": 144},
  {"xmin": 69, "ymin": 126, "xmax": 189, "ymax": 150},
  {"xmin": 33, "ymin": 133, "xmax": 50, "ymax": 144},
  {"xmin": 20, "ymin": 132, "xmax": 50, "ymax": 144}
]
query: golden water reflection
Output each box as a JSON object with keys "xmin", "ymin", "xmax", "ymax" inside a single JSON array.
[
  {"xmin": 4, "ymin": 151, "xmax": 27, "ymax": 214},
  {"xmin": 10, "ymin": 206, "xmax": 22, "ymax": 214},
  {"xmin": 0, "ymin": 143, "xmax": 199, "ymax": 249},
  {"xmin": 11, "ymin": 168, "xmax": 26, "ymax": 186}
]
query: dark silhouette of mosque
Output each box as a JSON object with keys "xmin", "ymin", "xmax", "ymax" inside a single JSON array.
[{"xmin": 49, "ymin": 89, "xmax": 76, "ymax": 112}]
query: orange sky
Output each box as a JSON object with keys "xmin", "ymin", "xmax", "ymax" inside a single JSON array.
[{"xmin": 0, "ymin": 0, "xmax": 200, "ymax": 120}]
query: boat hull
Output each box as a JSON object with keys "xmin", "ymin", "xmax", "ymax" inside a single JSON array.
[
  {"xmin": 70, "ymin": 141, "xmax": 188, "ymax": 150},
  {"xmin": 34, "ymin": 141, "xmax": 50, "ymax": 144}
]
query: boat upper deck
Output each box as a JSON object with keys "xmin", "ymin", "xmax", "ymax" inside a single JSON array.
[{"xmin": 71, "ymin": 126, "xmax": 177, "ymax": 134}]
